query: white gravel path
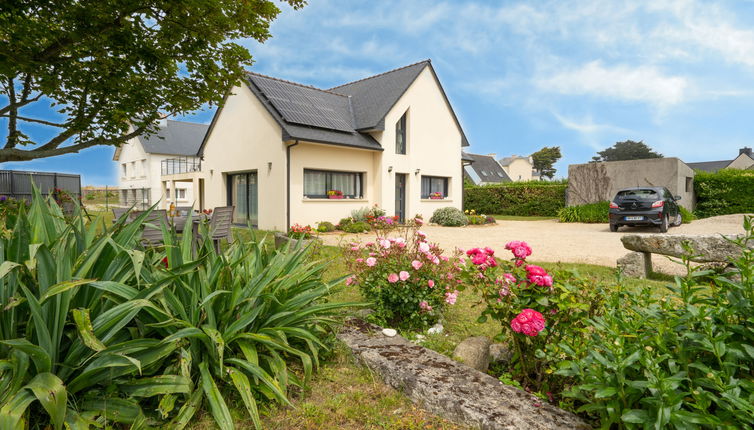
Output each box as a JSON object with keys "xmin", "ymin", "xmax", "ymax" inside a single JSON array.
[{"xmin": 319, "ymin": 214, "xmax": 750, "ymax": 275}]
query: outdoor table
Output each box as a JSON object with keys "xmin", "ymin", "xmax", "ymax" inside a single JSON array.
[{"xmin": 170, "ymin": 212, "xmax": 209, "ymax": 234}]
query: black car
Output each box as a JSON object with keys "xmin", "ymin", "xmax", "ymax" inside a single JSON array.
[{"xmin": 608, "ymin": 187, "xmax": 682, "ymax": 233}]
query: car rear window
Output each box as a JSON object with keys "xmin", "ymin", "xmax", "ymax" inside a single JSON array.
[{"xmin": 616, "ymin": 189, "xmax": 659, "ymax": 200}]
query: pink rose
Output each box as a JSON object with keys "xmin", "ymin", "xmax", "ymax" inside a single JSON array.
[
  {"xmin": 428, "ymin": 279, "xmax": 435, "ymax": 288},
  {"xmin": 355, "ymin": 258, "xmax": 364, "ymax": 263},
  {"xmin": 418, "ymin": 242, "xmax": 430, "ymax": 253},
  {"xmin": 365, "ymin": 242, "xmax": 374, "ymax": 247},
  {"xmin": 445, "ymin": 290, "xmax": 458, "ymax": 305},
  {"xmin": 366, "ymin": 257, "xmax": 377, "ymax": 267},
  {"xmin": 510, "ymin": 309, "xmax": 546, "ymax": 336},
  {"xmin": 419, "ymin": 301, "xmax": 432, "ymax": 311},
  {"xmin": 399, "ymin": 271, "xmax": 410, "ymax": 281},
  {"xmin": 387, "ymin": 273, "xmax": 399, "ymax": 283},
  {"xmin": 412, "ymin": 260, "xmax": 423, "ymax": 270},
  {"xmin": 499, "ymin": 286, "xmax": 510, "ymax": 297},
  {"xmin": 379, "ymin": 239, "xmax": 391, "ymax": 249},
  {"xmin": 345, "ymin": 276, "xmax": 355, "ymax": 286}
]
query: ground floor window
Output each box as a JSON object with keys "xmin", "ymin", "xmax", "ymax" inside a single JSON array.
[
  {"xmin": 227, "ymin": 172, "xmax": 258, "ymax": 226},
  {"xmin": 175, "ymin": 188, "xmax": 186, "ymax": 200},
  {"xmin": 304, "ymin": 169, "xmax": 363, "ymax": 198},
  {"xmin": 421, "ymin": 176, "xmax": 449, "ymax": 198}
]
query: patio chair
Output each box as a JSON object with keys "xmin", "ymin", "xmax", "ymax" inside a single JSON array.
[
  {"xmin": 131, "ymin": 209, "xmax": 168, "ymax": 246},
  {"xmin": 176, "ymin": 206, "xmax": 194, "ymax": 217},
  {"xmin": 208, "ymin": 206, "xmax": 234, "ymax": 252}
]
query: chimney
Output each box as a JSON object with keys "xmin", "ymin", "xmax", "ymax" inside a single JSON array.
[{"xmin": 740, "ymin": 147, "xmax": 753, "ymax": 157}]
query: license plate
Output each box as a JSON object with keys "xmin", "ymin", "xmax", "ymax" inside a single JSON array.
[{"xmin": 624, "ymin": 216, "xmax": 644, "ymax": 221}]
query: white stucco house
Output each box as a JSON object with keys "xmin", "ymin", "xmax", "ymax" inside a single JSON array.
[
  {"xmin": 173, "ymin": 60, "xmax": 468, "ymax": 230},
  {"xmin": 113, "ymin": 119, "xmax": 208, "ymax": 208},
  {"xmin": 498, "ymin": 155, "xmax": 536, "ymax": 181}
]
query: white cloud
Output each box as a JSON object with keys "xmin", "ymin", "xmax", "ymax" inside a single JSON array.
[
  {"xmin": 536, "ymin": 61, "xmax": 689, "ymax": 109},
  {"xmin": 552, "ymin": 111, "xmax": 632, "ymax": 150}
]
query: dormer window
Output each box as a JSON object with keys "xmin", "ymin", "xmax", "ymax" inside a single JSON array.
[{"xmin": 395, "ymin": 112, "xmax": 407, "ymax": 154}]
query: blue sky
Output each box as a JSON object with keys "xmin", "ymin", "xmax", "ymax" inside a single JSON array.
[{"xmin": 4, "ymin": 0, "xmax": 754, "ymax": 184}]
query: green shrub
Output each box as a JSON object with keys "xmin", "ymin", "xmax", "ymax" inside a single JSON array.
[
  {"xmin": 429, "ymin": 207, "xmax": 468, "ymax": 226},
  {"xmin": 679, "ymin": 206, "xmax": 696, "ymax": 223},
  {"xmin": 694, "ymin": 169, "xmax": 754, "ymax": 218},
  {"xmin": 351, "ymin": 205, "xmax": 385, "ymax": 222},
  {"xmin": 317, "ymin": 221, "xmax": 335, "ymax": 232},
  {"xmin": 0, "ymin": 189, "xmax": 352, "ymax": 429},
  {"xmin": 337, "ymin": 217, "xmax": 353, "ymax": 230},
  {"xmin": 558, "ymin": 201, "xmax": 610, "ymax": 223},
  {"xmin": 464, "ymin": 182, "xmax": 567, "ymax": 216},
  {"xmin": 342, "ymin": 221, "xmax": 370, "ymax": 233},
  {"xmin": 557, "ymin": 217, "xmax": 754, "ymax": 427}
]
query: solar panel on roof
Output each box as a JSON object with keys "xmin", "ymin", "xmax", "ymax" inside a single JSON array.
[{"xmin": 253, "ymin": 76, "xmax": 354, "ymax": 132}]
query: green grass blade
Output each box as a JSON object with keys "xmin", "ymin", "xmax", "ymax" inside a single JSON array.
[
  {"xmin": 199, "ymin": 362, "xmax": 234, "ymax": 430},
  {"xmin": 228, "ymin": 367, "xmax": 262, "ymax": 430},
  {"xmin": 0, "ymin": 339, "xmax": 51, "ymax": 374},
  {"xmin": 71, "ymin": 308, "xmax": 107, "ymax": 352},
  {"xmin": 26, "ymin": 372, "xmax": 67, "ymax": 430}
]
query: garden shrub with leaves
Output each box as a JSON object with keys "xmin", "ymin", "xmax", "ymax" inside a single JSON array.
[
  {"xmin": 558, "ymin": 201, "xmax": 610, "ymax": 223},
  {"xmin": 342, "ymin": 221, "xmax": 370, "ymax": 233},
  {"xmin": 430, "ymin": 207, "xmax": 468, "ymax": 227},
  {"xmin": 317, "ymin": 221, "xmax": 335, "ymax": 233},
  {"xmin": 557, "ymin": 217, "xmax": 754, "ymax": 428},
  {"xmin": 464, "ymin": 209, "xmax": 496, "ymax": 225},
  {"xmin": 343, "ymin": 218, "xmax": 462, "ymax": 329},
  {"xmin": 351, "ymin": 205, "xmax": 386, "ymax": 223},
  {"xmin": 0, "ymin": 189, "xmax": 352, "ymax": 429},
  {"xmin": 459, "ymin": 242, "xmax": 607, "ymax": 395},
  {"xmin": 694, "ymin": 168, "xmax": 754, "ymax": 218}
]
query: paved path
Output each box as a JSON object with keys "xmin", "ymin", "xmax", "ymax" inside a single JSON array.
[{"xmin": 320, "ymin": 214, "xmax": 749, "ymax": 275}]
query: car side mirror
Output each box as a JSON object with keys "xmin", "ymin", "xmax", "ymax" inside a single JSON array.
[{"xmin": 674, "ymin": 195, "xmax": 682, "ymax": 201}]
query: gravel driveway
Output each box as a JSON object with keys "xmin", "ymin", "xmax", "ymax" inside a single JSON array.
[{"xmin": 320, "ymin": 214, "xmax": 750, "ymax": 275}]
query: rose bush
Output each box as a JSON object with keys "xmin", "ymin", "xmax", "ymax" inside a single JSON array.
[
  {"xmin": 344, "ymin": 219, "xmax": 462, "ymax": 329},
  {"xmin": 460, "ymin": 241, "xmax": 607, "ymax": 394}
]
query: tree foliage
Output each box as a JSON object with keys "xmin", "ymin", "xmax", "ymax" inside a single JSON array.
[
  {"xmin": 591, "ymin": 140, "xmax": 663, "ymax": 162},
  {"xmin": 530, "ymin": 146, "xmax": 561, "ymax": 179},
  {"xmin": 0, "ymin": 0, "xmax": 304, "ymax": 162}
]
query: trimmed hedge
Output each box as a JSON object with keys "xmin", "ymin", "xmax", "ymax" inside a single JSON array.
[
  {"xmin": 694, "ymin": 169, "xmax": 754, "ymax": 218},
  {"xmin": 464, "ymin": 182, "xmax": 567, "ymax": 216}
]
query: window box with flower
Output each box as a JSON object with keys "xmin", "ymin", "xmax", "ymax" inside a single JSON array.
[
  {"xmin": 327, "ymin": 190, "xmax": 344, "ymax": 199},
  {"xmin": 429, "ymin": 192, "xmax": 444, "ymax": 200}
]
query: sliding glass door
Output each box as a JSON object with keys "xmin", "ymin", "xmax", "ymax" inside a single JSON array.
[{"xmin": 228, "ymin": 172, "xmax": 258, "ymax": 226}]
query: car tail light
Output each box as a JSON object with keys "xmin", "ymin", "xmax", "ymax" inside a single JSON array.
[
  {"xmin": 609, "ymin": 201, "xmax": 619, "ymax": 209},
  {"xmin": 651, "ymin": 200, "xmax": 664, "ymax": 208}
]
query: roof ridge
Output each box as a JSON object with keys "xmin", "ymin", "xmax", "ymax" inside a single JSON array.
[
  {"xmin": 328, "ymin": 59, "xmax": 430, "ymax": 90},
  {"xmin": 166, "ymin": 119, "xmax": 209, "ymax": 127},
  {"xmin": 245, "ymin": 70, "xmax": 349, "ymax": 97}
]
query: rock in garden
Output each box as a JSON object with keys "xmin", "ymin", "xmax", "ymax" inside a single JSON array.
[
  {"xmin": 617, "ymin": 251, "xmax": 649, "ymax": 278},
  {"xmin": 453, "ymin": 336, "xmax": 492, "ymax": 372},
  {"xmin": 382, "ymin": 328, "xmax": 397, "ymax": 337},
  {"xmin": 355, "ymin": 308, "xmax": 375, "ymax": 318},
  {"xmin": 414, "ymin": 334, "xmax": 426, "ymax": 342},
  {"xmin": 621, "ymin": 234, "xmax": 752, "ymax": 263},
  {"xmin": 427, "ymin": 323, "xmax": 443, "ymax": 335},
  {"xmin": 489, "ymin": 343, "xmax": 513, "ymax": 365}
]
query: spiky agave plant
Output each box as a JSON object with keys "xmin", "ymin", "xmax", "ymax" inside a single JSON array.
[
  {"xmin": 140, "ymin": 220, "xmax": 359, "ymax": 429},
  {"xmin": 0, "ymin": 189, "xmax": 194, "ymax": 428}
]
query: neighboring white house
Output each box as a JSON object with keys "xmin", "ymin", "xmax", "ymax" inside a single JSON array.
[
  {"xmin": 498, "ymin": 155, "xmax": 535, "ymax": 181},
  {"xmin": 187, "ymin": 60, "xmax": 468, "ymax": 230},
  {"xmin": 113, "ymin": 120, "xmax": 208, "ymax": 208}
]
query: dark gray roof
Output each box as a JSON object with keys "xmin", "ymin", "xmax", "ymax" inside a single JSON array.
[
  {"xmin": 329, "ymin": 61, "xmax": 428, "ymax": 130},
  {"xmin": 464, "ymin": 153, "xmax": 511, "ymax": 184},
  {"xmin": 330, "ymin": 60, "xmax": 470, "ymax": 147},
  {"xmin": 686, "ymin": 160, "xmax": 732, "ymax": 173},
  {"xmin": 244, "ymin": 73, "xmax": 382, "ymax": 151},
  {"xmin": 461, "ymin": 152, "xmax": 474, "ymax": 162},
  {"xmin": 138, "ymin": 120, "xmax": 208, "ymax": 155}
]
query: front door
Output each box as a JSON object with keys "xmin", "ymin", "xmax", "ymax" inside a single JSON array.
[{"xmin": 395, "ymin": 173, "xmax": 406, "ymax": 223}]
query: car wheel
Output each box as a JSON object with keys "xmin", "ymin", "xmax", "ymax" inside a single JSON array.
[
  {"xmin": 610, "ymin": 223, "xmax": 619, "ymax": 232},
  {"xmin": 659, "ymin": 214, "xmax": 669, "ymax": 233},
  {"xmin": 673, "ymin": 212, "xmax": 682, "ymax": 226}
]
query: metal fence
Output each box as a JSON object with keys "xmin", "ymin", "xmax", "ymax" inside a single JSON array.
[
  {"xmin": 161, "ymin": 157, "xmax": 201, "ymax": 176},
  {"xmin": 0, "ymin": 170, "xmax": 81, "ymax": 201}
]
